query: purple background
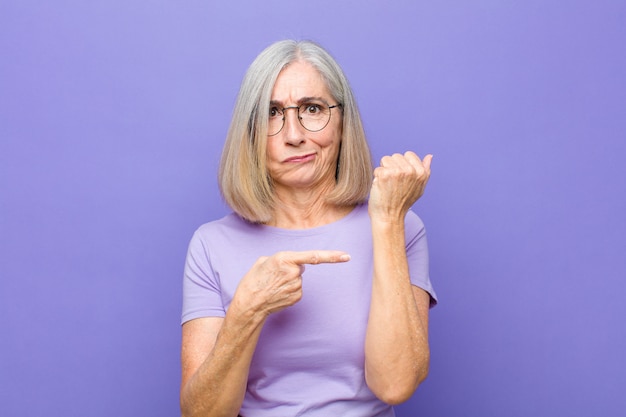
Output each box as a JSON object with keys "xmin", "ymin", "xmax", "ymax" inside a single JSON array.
[{"xmin": 2, "ymin": 1, "xmax": 625, "ymax": 416}]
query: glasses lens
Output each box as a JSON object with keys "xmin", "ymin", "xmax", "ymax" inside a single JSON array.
[
  {"xmin": 268, "ymin": 107, "xmax": 283, "ymax": 136},
  {"xmin": 267, "ymin": 102, "xmax": 334, "ymax": 136},
  {"xmin": 299, "ymin": 103, "xmax": 331, "ymax": 132}
]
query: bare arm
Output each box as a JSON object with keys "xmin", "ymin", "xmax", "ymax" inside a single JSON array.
[
  {"xmin": 180, "ymin": 309, "xmax": 265, "ymax": 417},
  {"xmin": 180, "ymin": 250, "xmax": 351, "ymax": 417},
  {"xmin": 365, "ymin": 151, "xmax": 433, "ymax": 404}
]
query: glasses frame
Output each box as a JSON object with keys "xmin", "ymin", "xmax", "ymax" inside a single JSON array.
[{"xmin": 268, "ymin": 102, "xmax": 342, "ymax": 136}]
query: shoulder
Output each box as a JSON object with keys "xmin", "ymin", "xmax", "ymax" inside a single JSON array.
[
  {"xmin": 194, "ymin": 212, "xmax": 257, "ymax": 237},
  {"xmin": 404, "ymin": 210, "xmax": 427, "ymax": 245},
  {"xmin": 405, "ymin": 210, "xmax": 426, "ymax": 230},
  {"xmin": 346, "ymin": 202, "xmax": 370, "ymax": 223},
  {"xmin": 188, "ymin": 213, "xmax": 260, "ymax": 249}
]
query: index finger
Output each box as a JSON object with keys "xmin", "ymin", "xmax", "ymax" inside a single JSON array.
[{"xmin": 280, "ymin": 250, "xmax": 351, "ymax": 265}]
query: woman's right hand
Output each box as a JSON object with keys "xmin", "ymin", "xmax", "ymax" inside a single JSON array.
[
  {"xmin": 234, "ymin": 250, "xmax": 351, "ymax": 316},
  {"xmin": 181, "ymin": 250, "xmax": 349, "ymax": 417}
]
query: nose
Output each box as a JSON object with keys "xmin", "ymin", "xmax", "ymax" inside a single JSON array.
[{"xmin": 282, "ymin": 107, "xmax": 305, "ymax": 145}]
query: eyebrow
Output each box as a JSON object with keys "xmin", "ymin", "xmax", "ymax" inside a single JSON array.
[{"xmin": 270, "ymin": 96, "xmax": 328, "ymax": 107}]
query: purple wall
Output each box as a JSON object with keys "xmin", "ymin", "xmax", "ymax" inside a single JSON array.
[{"xmin": 2, "ymin": 1, "xmax": 625, "ymax": 416}]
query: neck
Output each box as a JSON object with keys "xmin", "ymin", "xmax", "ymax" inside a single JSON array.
[{"xmin": 268, "ymin": 183, "xmax": 353, "ymax": 229}]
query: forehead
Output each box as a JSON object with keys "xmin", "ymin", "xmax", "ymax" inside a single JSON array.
[{"xmin": 271, "ymin": 60, "xmax": 331, "ymax": 102}]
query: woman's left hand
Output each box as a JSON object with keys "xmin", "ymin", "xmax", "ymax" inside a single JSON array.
[{"xmin": 368, "ymin": 151, "xmax": 432, "ymax": 223}]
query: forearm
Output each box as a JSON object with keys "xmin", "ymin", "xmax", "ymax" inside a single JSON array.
[
  {"xmin": 365, "ymin": 218, "xmax": 430, "ymax": 404},
  {"xmin": 180, "ymin": 305, "xmax": 266, "ymax": 417}
]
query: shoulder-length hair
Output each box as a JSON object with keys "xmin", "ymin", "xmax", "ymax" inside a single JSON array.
[{"xmin": 218, "ymin": 40, "xmax": 373, "ymax": 223}]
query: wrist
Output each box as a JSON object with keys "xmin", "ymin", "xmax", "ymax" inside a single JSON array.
[
  {"xmin": 369, "ymin": 213, "xmax": 406, "ymax": 230},
  {"xmin": 229, "ymin": 294, "xmax": 268, "ymax": 328}
]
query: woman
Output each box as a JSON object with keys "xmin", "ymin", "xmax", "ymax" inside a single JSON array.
[{"xmin": 180, "ymin": 39, "xmax": 437, "ymax": 417}]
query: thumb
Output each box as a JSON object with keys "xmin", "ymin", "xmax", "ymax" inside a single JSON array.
[{"xmin": 423, "ymin": 154, "xmax": 433, "ymax": 171}]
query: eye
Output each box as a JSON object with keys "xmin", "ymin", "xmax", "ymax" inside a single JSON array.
[
  {"xmin": 302, "ymin": 103, "xmax": 323, "ymax": 115},
  {"xmin": 269, "ymin": 106, "xmax": 281, "ymax": 118}
]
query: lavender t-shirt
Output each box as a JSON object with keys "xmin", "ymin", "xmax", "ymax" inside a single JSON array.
[{"xmin": 182, "ymin": 203, "xmax": 437, "ymax": 416}]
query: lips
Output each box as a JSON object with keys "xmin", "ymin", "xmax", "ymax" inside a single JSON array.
[{"xmin": 284, "ymin": 152, "xmax": 316, "ymax": 163}]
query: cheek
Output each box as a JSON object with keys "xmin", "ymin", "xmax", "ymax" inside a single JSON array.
[
  {"xmin": 317, "ymin": 124, "xmax": 342, "ymax": 149},
  {"xmin": 266, "ymin": 140, "xmax": 280, "ymax": 162},
  {"xmin": 322, "ymin": 131, "xmax": 342, "ymax": 155},
  {"xmin": 328, "ymin": 122, "xmax": 343, "ymax": 147}
]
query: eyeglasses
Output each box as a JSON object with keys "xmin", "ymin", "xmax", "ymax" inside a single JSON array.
[{"xmin": 268, "ymin": 101, "xmax": 342, "ymax": 136}]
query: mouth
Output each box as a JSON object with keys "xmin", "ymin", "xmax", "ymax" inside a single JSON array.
[{"xmin": 284, "ymin": 152, "xmax": 316, "ymax": 163}]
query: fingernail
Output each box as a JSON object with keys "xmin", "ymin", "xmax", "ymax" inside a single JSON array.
[{"xmin": 340, "ymin": 254, "xmax": 351, "ymax": 262}]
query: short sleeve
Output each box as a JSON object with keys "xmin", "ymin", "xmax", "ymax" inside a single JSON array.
[
  {"xmin": 405, "ymin": 211, "xmax": 438, "ymax": 307},
  {"xmin": 181, "ymin": 229, "xmax": 226, "ymax": 324}
]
